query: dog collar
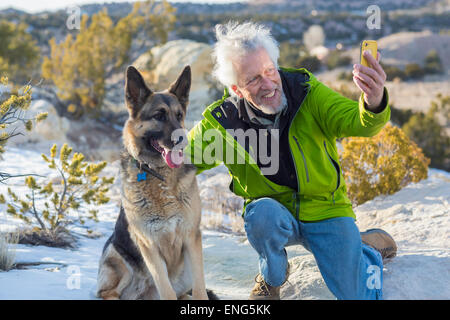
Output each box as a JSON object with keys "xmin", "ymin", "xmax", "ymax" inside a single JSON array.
[{"xmin": 130, "ymin": 158, "xmax": 165, "ymax": 182}]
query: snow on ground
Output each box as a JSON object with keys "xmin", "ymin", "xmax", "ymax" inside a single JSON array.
[
  {"xmin": 0, "ymin": 147, "xmax": 449, "ymax": 299},
  {"xmin": 354, "ymin": 169, "xmax": 450, "ymax": 299}
]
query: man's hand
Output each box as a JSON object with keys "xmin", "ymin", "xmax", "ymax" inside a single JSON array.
[{"xmin": 352, "ymin": 51, "xmax": 387, "ymax": 109}]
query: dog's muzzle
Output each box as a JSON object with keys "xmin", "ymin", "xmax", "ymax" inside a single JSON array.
[{"xmin": 150, "ymin": 138, "xmax": 183, "ymax": 169}]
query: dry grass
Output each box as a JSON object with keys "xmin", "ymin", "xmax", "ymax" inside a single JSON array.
[
  {"xmin": 200, "ymin": 185, "xmax": 245, "ymax": 235},
  {"xmin": 15, "ymin": 227, "xmax": 77, "ymax": 249},
  {"xmin": 201, "ymin": 211, "xmax": 245, "ymax": 235},
  {"xmin": 0, "ymin": 232, "xmax": 19, "ymax": 271}
]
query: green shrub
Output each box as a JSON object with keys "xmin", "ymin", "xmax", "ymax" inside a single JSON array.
[
  {"xmin": 423, "ymin": 50, "xmax": 443, "ymax": 74},
  {"xmin": 0, "ymin": 20, "xmax": 40, "ymax": 84},
  {"xmin": 402, "ymin": 95, "xmax": 450, "ymax": 171},
  {"xmin": 404, "ymin": 63, "xmax": 423, "ymax": 79},
  {"xmin": 0, "ymin": 144, "xmax": 115, "ymax": 242},
  {"xmin": 340, "ymin": 123, "xmax": 430, "ymax": 206}
]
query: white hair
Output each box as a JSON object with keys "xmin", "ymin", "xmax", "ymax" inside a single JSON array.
[{"xmin": 212, "ymin": 21, "xmax": 280, "ymax": 94}]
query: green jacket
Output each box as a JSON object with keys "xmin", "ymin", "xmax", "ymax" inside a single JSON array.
[{"xmin": 186, "ymin": 68, "xmax": 390, "ymax": 221}]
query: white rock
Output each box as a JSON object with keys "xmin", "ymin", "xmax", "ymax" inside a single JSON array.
[{"xmin": 5, "ymin": 99, "xmax": 69, "ymax": 149}]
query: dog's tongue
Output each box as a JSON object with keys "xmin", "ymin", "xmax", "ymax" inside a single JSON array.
[{"xmin": 162, "ymin": 149, "xmax": 183, "ymax": 168}]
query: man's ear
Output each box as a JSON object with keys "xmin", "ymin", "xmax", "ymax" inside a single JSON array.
[
  {"xmin": 168, "ymin": 65, "xmax": 191, "ymax": 111},
  {"xmin": 231, "ymin": 84, "xmax": 244, "ymax": 98},
  {"xmin": 125, "ymin": 66, "xmax": 152, "ymax": 117}
]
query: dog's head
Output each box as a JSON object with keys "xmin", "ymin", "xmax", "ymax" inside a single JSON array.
[{"xmin": 123, "ymin": 65, "xmax": 191, "ymax": 168}]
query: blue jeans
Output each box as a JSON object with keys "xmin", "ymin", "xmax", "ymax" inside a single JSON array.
[{"xmin": 244, "ymin": 197, "xmax": 383, "ymax": 300}]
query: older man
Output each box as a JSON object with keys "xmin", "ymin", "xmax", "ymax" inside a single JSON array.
[{"xmin": 186, "ymin": 21, "xmax": 396, "ymax": 300}]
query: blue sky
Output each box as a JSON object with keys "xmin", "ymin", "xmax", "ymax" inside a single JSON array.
[{"xmin": 0, "ymin": 0, "xmax": 246, "ymax": 14}]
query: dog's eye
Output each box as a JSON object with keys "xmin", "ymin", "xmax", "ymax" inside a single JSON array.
[
  {"xmin": 154, "ymin": 112, "xmax": 166, "ymax": 121},
  {"xmin": 177, "ymin": 112, "xmax": 183, "ymax": 121}
]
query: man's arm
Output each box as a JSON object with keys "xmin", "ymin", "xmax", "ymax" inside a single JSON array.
[
  {"xmin": 363, "ymin": 89, "xmax": 388, "ymax": 114},
  {"xmin": 185, "ymin": 118, "xmax": 222, "ymax": 175},
  {"xmin": 306, "ymin": 51, "xmax": 390, "ymax": 140}
]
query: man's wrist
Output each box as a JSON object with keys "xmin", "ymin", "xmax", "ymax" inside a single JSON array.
[{"xmin": 364, "ymin": 88, "xmax": 388, "ymax": 114}]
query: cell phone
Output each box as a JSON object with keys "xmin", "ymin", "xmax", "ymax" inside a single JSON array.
[{"xmin": 360, "ymin": 40, "xmax": 377, "ymax": 67}]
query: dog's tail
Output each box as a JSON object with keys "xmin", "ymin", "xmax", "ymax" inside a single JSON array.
[
  {"xmin": 206, "ymin": 289, "xmax": 220, "ymax": 300},
  {"xmin": 186, "ymin": 289, "xmax": 220, "ymax": 300}
]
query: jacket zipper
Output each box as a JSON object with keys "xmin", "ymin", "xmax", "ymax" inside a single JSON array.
[
  {"xmin": 323, "ymin": 141, "xmax": 341, "ymax": 204},
  {"xmin": 288, "ymin": 84, "xmax": 311, "ymax": 220},
  {"xmin": 293, "ymin": 136, "xmax": 310, "ymax": 183},
  {"xmin": 288, "ymin": 140, "xmax": 300, "ymax": 219},
  {"xmin": 262, "ymin": 179, "xmax": 276, "ymax": 192}
]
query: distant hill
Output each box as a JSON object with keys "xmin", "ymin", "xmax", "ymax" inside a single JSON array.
[
  {"xmin": 247, "ymin": 0, "xmax": 443, "ymax": 13},
  {"xmin": 0, "ymin": 7, "xmax": 27, "ymax": 15},
  {"xmin": 1, "ymin": 0, "xmax": 445, "ymax": 16},
  {"xmin": 318, "ymin": 30, "xmax": 450, "ymax": 113},
  {"xmin": 348, "ymin": 30, "xmax": 450, "ymax": 71}
]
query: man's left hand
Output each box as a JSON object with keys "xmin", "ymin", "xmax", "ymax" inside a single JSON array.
[{"xmin": 352, "ymin": 51, "xmax": 387, "ymax": 109}]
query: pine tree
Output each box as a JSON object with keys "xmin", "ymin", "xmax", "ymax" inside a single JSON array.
[
  {"xmin": 0, "ymin": 76, "xmax": 48, "ymax": 182},
  {"xmin": 0, "ymin": 144, "xmax": 114, "ymax": 235},
  {"xmin": 42, "ymin": 0, "xmax": 176, "ymax": 118},
  {"xmin": 0, "ymin": 20, "xmax": 40, "ymax": 85}
]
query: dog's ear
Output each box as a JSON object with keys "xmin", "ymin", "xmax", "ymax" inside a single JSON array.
[
  {"xmin": 125, "ymin": 66, "xmax": 152, "ymax": 117},
  {"xmin": 168, "ymin": 65, "xmax": 191, "ymax": 111}
]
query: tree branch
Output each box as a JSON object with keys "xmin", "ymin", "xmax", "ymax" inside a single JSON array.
[
  {"xmin": 30, "ymin": 188, "xmax": 47, "ymax": 231},
  {"xmin": 54, "ymin": 165, "xmax": 68, "ymax": 229}
]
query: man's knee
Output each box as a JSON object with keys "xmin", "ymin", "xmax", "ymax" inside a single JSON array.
[{"xmin": 244, "ymin": 198, "xmax": 287, "ymax": 237}]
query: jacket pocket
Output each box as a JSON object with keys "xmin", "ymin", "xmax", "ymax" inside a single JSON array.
[
  {"xmin": 323, "ymin": 141, "xmax": 341, "ymax": 203},
  {"xmin": 293, "ymin": 136, "xmax": 310, "ymax": 183}
]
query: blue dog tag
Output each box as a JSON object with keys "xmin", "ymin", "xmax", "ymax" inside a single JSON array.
[{"xmin": 137, "ymin": 172, "xmax": 147, "ymax": 182}]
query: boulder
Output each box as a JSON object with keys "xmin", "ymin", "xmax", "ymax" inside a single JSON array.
[
  {"xmin": 29, "ymin": 99, "xmax": 70, "ymax": 143},
  {"xmin": 5, "ymin": 98, "xmax": 69, "ymax": 148}
]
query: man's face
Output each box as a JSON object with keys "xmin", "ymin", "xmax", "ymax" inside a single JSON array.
[{"xmin": 231, "ymin": 47, "xmax": 284, "ymax": 114}]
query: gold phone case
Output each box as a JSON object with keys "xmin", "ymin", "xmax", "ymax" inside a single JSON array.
[{"xmin": 360, "ymin": 40, "xmax": 377, "ymax": 67}]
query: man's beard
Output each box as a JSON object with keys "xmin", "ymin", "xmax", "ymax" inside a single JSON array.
[{"xmin": 258, "ymin": 90, "xmax": 287, "ymax": 115}]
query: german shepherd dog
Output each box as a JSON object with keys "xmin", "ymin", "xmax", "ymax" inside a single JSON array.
[{"xmin": 96, "ymin": 65, "xmax": 208, "ymax": 300}]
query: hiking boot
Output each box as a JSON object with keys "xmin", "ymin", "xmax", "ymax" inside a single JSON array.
[
  {"xmin": 249, "ymin": 263, "xmax": 290, "ymax": 300},
  {"xmin": 361, "ymin": 228, "xmax": 397, "ymax": 260},
  {"xmin": 249, "ymin": 274, "xmax": 281, "ymax": 300}
]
